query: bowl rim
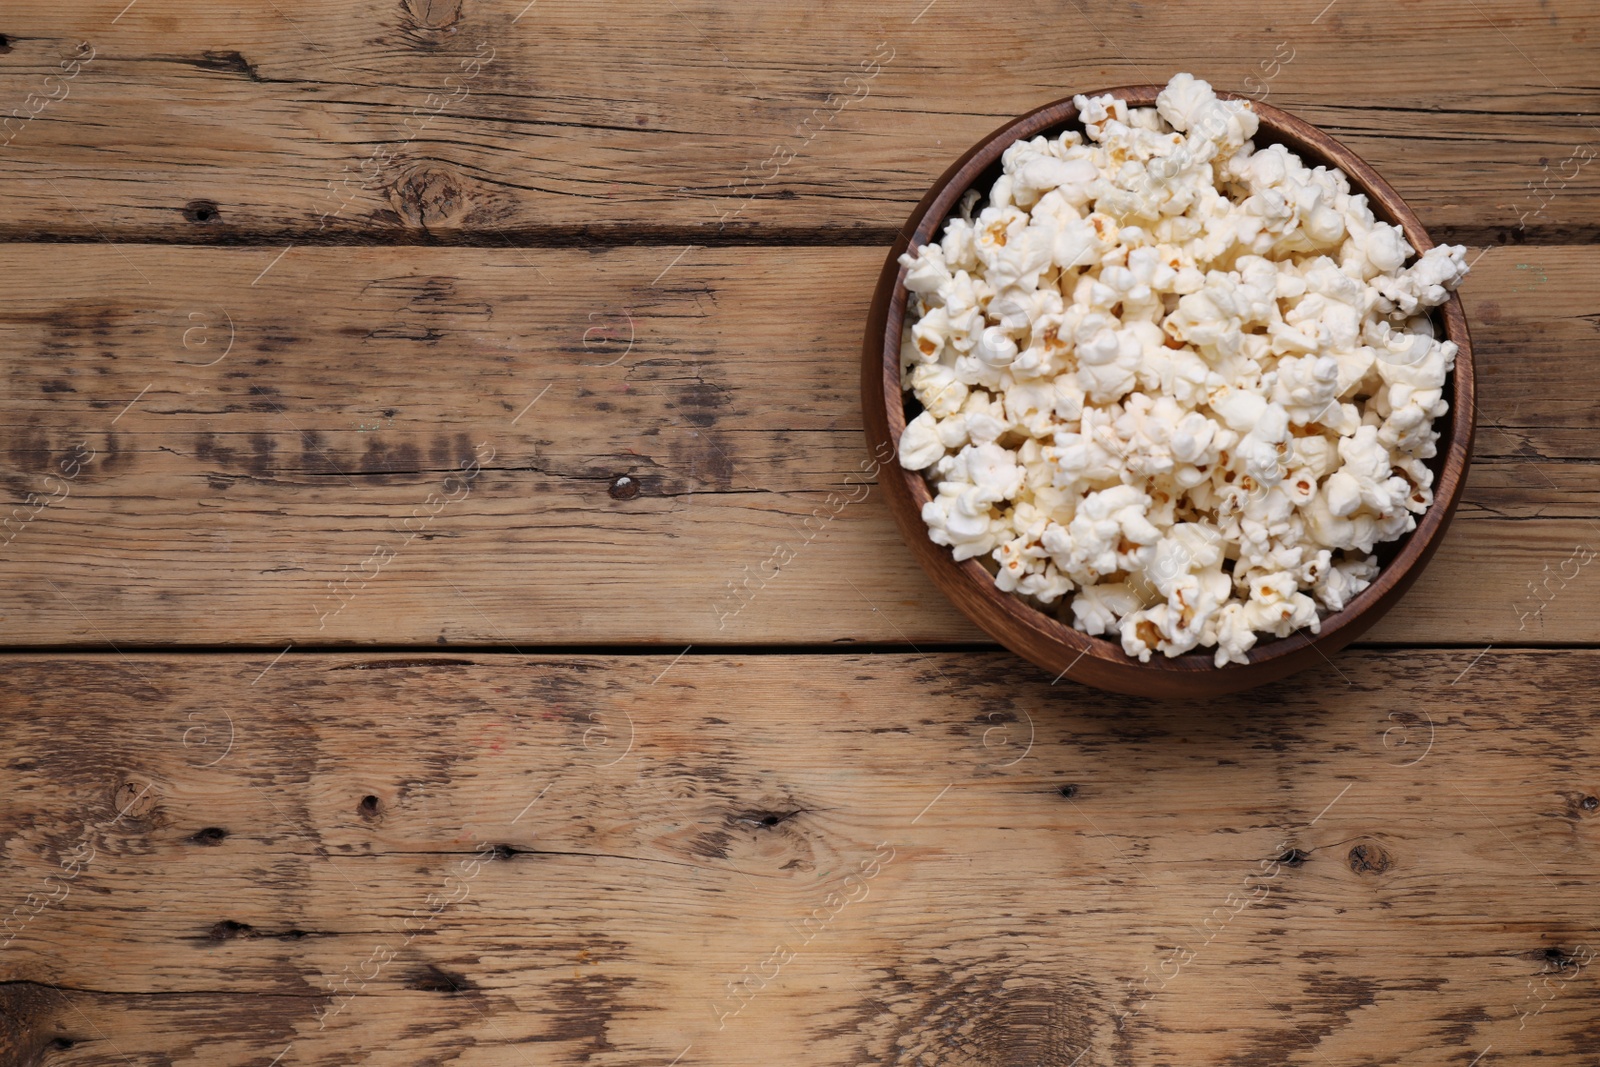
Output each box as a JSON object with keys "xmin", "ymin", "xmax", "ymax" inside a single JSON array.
[{"xmin": 863, "ymin": 84, "xmax": 1476, "ymax": 690}]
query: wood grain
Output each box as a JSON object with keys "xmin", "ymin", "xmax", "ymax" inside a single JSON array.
[
  {"xmin": 0, "ymin": 3, "xmax": 1595, "ymax": 1065},
  {"xmin": 1, "ymin": 651, "xmax": 1596, "ymax": 1064},
  {"xmin": 0, "ymin": 0, "xmax": 1593, "ymax": 241},
  {"xmin": 0, "ymin": 244, "xmax": 1593, "ymax": 648}
]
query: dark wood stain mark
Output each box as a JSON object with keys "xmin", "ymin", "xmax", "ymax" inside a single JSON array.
[
  {"xmin": 453, "ymin": 432, "xmax": 476, "ymax": 467},
  {"xmin": 22, "ymin": 304, "xmax": 120, "ymax": 371},
  {"xmin": 195, "ymin": 432, "xmax": 233, "ymax": 468},
  {"xmin": 1230, "ymin": 975, "xmax": 1378, "ymax": 1066},
  {"xmin": 1436, "ymin": 1003, "xmax": 1493, "ymax": 1047},
  {"xmin": 542, "ymin": 971, "xmax": 638, "ymax": 1051},
  {"xmin": 9, "ymin": 418, "xmax": 53, "ymax": 477},
  {"xmin": 249, "ymin": 327, "xmax": 300, "ymax": 354},
  {"xmin": 99, "ymin": 429, "xmax": 130, "ymax": 473},
  {"xmin": 297, "ymin": 430, "xmax": 339, "ymax": 474},
  {"xmin": 368, "ymin": 323, "xmax": 444, "ymax": 343},
  {"xmin": 0, "ymin": 981, "xmax": 64, "ymax": 1066},
  {"xmin": 677, "ymin": 378, "xmax": 730, "ymax": 429},
  {"xmin": 666, "ymin": 426, "xmax": 733, "ymax": 491},
  {"xmin": 689, "ymin": 829, "xmax": 732, "ymax": 859},
  {"xmin": 358, "ymin": 438, "xmax": 422, "ymax": 476},
  {"xmin": 248, "ymin": 433, "xmax": 276, "ymax": 477}
]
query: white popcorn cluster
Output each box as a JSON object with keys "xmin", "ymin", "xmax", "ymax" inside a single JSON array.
[{"xmin": 897, "ymin": 73, "xmax": 1468, "ymax": 667}]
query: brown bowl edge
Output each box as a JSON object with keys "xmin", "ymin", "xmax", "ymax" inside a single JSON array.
[{"xmin": 861, "ymin": 86, "xmax": 1476, "ymax": 698}]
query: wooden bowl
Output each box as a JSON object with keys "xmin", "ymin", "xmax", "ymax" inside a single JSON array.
[{"xmin": 862, "ymin": 86, "xmax": 1475, "ymax": 698}]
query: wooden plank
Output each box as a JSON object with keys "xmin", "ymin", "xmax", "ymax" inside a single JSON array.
[
  {"xmin": 0, "ymin": 243, "xmax": 1595, "ymax": 647},
  {"xmin": 1, "ymin": 650, "xmax": 1596, "ymax": 1064},
  {"xmin": 0, "ymin": 0, "xmax": 1594, "ymax": 239}
]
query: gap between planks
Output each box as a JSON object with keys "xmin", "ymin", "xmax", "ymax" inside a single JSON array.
[
  {"xmin": 0, "ymin": 640, "xmax": 1579, "ymax": 657},
  {"xmin": 0, "ymin": 224, "xmax": 1584, "ymax": 249}
]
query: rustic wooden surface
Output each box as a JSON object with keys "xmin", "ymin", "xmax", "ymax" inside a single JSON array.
[
  {"xmin": 0, "ymin": 1, "xmax": 1594, "ymax": 241},
  {"xmin": 2, "ymin": 652, "xmax": 1599, "ymax": 1067},
  {"xmin": 0, "ymin": 245, "xmax": 1594, "ymax": 647},
  {"xmin": 1, "ymin": 0, "xmax": 1597, "ymax": 1064}
]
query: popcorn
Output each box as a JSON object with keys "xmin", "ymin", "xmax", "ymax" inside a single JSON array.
[
  {"xmin": 898, "ymin": 410, "xmax": 944, "ymax": 471},
  {"xmin": 897, "ymin": 73, "xmax": 1470, "ymax": 666},
  {"xmin": 907, "ymin": 363, "xmax": 967, "ymax": 419}
]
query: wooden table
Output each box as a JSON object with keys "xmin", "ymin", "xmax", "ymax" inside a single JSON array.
[{"xmin": 2, "ymin": 2, "xmax": 1596, "ymax": 1063}]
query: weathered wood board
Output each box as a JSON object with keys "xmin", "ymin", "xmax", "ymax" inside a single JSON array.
[
  {"xmin": 1, "ymin": 651, "xmax": 1596, "ymax": 1064},
  {"xmin": 0, "ymin": 1, "xmax": 1593, "ymax": 241},
  {"xmin": 0, "ymin": 245, "xmax": 1594, "ymax": 647}
]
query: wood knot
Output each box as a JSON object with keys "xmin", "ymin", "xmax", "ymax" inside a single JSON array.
[
  {"xmin": 388, "ymin": 163, "xmax": 470, "ymax": 229},
  {"xmin": 1277, "ymin": 847, "xmax": 1310, "ymax": 868},
  {"xmin": 1348, "ymin": 842, "xmax": 1393, "ymax": 875},
  {"xmin": 400, "ymin": 0, "xmax": 463, "ymax": 33},
  {"xmin": 876, "ymin": 966, "xmax": 1097, "ymax": 1066},
  {"xmin": 608, "ymin": 474, "xmax": 640, "ymax": 500},
  {"xmin": 1542, "ymin": 946, "xmax": 1580, "ymax": 969},
  {"xmin": 1582, "ymin": 795, "xmax": 1598, "ymax": 812},
  {"xmin": 191, "ymin": 826, "xmax": 228, "ymax": 846},
  {"xmin": 0, "ymin": 981, "xmax": 67, "ymax": 1058},
  {"xmin": 737, "ymin": 809, "xmax": 801, "ymax": 829},
  {"xmin": 113, "ymin": 779, "xmax": 158, "ymax": 821},
  {"xmin": 182, "ymin": 199, "xmax": 221, "ymax": 224}
]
